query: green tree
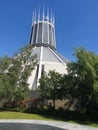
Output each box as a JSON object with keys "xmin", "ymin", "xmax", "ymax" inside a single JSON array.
[
  {"xmin": 0, "ymin": 56, "xmax": 12, "ymax": 102},
  {"xmin": 0, "ymin": 45, "xmax": 37, "ymax": 107},
  {"xmin": 39, "ymin": 70, "xmax": 63, "ymax": 108},
  {"xmin": 66, "ymin": 47, "xmax": 98, "ymax": 111}
]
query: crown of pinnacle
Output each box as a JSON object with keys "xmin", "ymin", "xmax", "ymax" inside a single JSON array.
[
  {"xmin": 32, "ymin": 8, "xmax": 55, "ymax": 25},
  {"xmin": 30, "ymin": 7, "xmax": 56, "ymax": 49}
]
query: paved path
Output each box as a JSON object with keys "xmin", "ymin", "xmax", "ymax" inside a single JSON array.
[{"xmin": 0, "ymin": 120, "xmax": 98, "ymax": 130}]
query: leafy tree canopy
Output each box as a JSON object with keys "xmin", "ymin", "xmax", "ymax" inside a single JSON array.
[
  {"xmin": 67, "ymin": 47, "xmax": 98, "ymax": 111},
  {"xmin": 0, "ymin": 45, "xmax": 37, "ymax": 107}
]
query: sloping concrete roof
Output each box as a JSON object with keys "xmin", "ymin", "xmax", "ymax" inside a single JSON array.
[{"xmin": 32, "ymin": 46, "xmax": 69, "ymax": 64}]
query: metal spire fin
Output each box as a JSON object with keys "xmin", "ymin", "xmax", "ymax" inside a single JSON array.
[
  {"xmin": 35, "ymin": 9, "xmax": 36, "ymax": 23},
  {"xmin": 38, "ymin": 7, "xmax": 40, "ymax": 21},
  {"xmin": 50, "ymin": 9, "xmax": 52, "ymax": 23},
  {"xmin": 47, "ymin": 7, "xmax": 49, "ymax": 22},
  {"xmin": 33, "ymin": 10, "xmax": 35, "ymax": 23},
  {"xmin": 53, "ymin": 12, "xmax": 55, "ymax": 25},
  {"xmin": 43, "ymin": 7, "xmax": 44, "ymax": 21},
  {"xmin": 32, "ymin": 11, "xmax": 34, "ymax": 24}
]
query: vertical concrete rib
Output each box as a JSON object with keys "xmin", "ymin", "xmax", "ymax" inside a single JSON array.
[
  {"xmin": 47, "ymin": 8, "xmax": 49, "ymax": 44},
  {"xmin": 36, "ymin": 9, "xmax": 40, "ymax": 43},
  {"xmin": 52, "ymin": 26, "xmax": 54, "ymax": 47},
  {"xmin": 31, "ymin": 24, "xmax": 35, "ymax": 45},
  {"xmin": 36, "ymin": 21, "xmax": 39, "ymax": 43},
  {"xmin": 47, "ymin": 22, "xmax": 49, "ymax": 44},
  {"xmin": 54, "ymin": 26, "xmax": 56, "ymax": 48},
  {"xmin": 37, "ymin": 46, "xmax": 43, "ymax": 86},
  {"xmin": 42, "ymin": 8, "xmax": 44, "ymax": 43}
]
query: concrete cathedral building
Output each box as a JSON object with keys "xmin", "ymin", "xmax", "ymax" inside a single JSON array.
[{"xmin": 28, "ymin": 9, "xmax": 69, "ymax": 90}]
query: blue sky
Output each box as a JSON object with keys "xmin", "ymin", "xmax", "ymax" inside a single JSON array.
[{"xmin": 0, "ymin": 0, "xmax": 98, "ymax": 61}]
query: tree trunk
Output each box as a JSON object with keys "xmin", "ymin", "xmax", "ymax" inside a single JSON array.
[{"xmin": 53, "ymin": 99, "xmax": 55, "ymax": 109}]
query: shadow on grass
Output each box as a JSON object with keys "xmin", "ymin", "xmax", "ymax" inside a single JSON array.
[
  {"xmin": 24, "ymin": 108, "xmax": 98, "ymax": 127},
  {"xmin": 1, "ymin": 106, "xmax": 98, "ymax": 127}
]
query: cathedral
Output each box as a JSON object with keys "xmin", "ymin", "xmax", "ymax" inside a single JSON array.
[{"xmin": 28, "ymin": 9, "xmax": 69, "ymax": 90}]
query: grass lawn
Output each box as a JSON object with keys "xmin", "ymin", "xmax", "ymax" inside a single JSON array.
[
  {"xmin": 0, "ymin": 111, "xmax": 98, "ymax": 128},
  {"xmin": 0, "ymin": 111, "xmax": 50, "ymax": 120}
]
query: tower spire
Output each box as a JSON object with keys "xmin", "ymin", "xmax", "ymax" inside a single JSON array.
[
  {"xmin": 42, "ymin": 7, "xmax": 44, "ymax": 21},
  {"xmin": 47, "ymin": 7, "xmax": 49, "ymax": 22},
  {"xmin": 52, "ymin": 12, "xmax": 55, "ymax": 25},
  {"xmin": 50, "ymin": 9, "xmax": 52, "ymax": 23},
  {"xmin": 28, "ymin": 8, "xmax": 68, "ymax": 90},
  {"xmin": 32, "ymin": 11, "xmax": 34, "ymax": 24},
  {"xmin": 30, "ymin": 8, "xmax": 56, "ymax": 49},
  {"xmin": 38, "ymin": 7, "xmax": 40, "ymax": 21},
  {"xmin": 34, "ymin": 9, "xmax": 36, "ymax": 23}
]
